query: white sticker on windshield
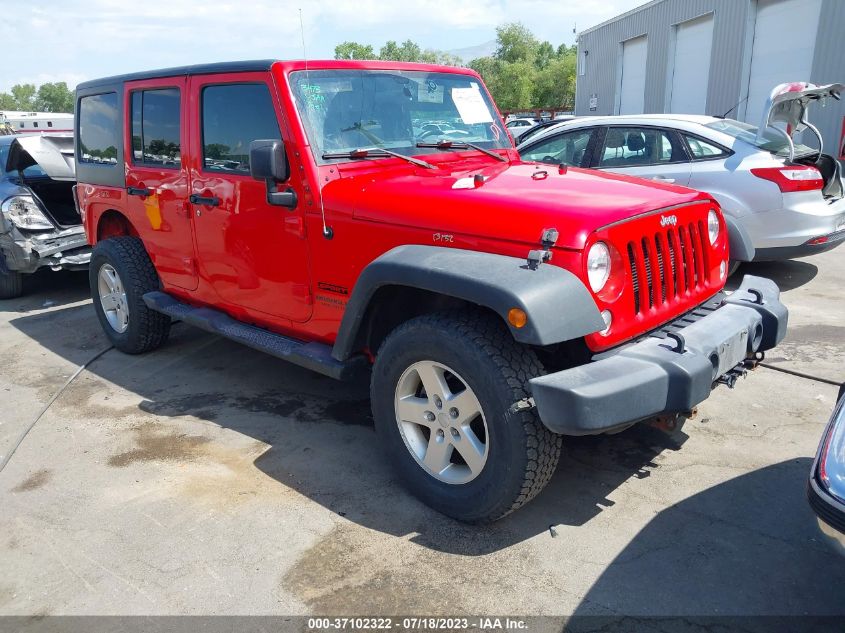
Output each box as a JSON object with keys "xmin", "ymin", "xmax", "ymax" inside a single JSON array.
[{"xmin": 451, "ymin": 87, "xmax": 493, "ymax": 125}]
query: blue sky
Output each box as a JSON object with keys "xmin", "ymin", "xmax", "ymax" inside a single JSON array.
[{"xmin": 2, "ymin": 0, "xmax": 646, "ymax": 91}]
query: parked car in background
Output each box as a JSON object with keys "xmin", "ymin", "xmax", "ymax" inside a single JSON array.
[
  {"xmin": 518, "ymin": 83, "xmax": 845, "ymax": 265},
  {"xmin": 512, "ymin": 119, "xmax": 563, "ymax": 144},
  {"xmin": 808, "ymin": 389, "xmax": 845, "ymax": 557},
  {"xmin": 505, "ymin": 117, "xmax": 537, "ymax": 134},
  {"xmin": 0, "ymin": 134, "xmax": 89, "ymax": 298}
]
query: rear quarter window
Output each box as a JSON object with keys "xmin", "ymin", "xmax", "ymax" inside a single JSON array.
[{"xmin": 78, "ymin": 92, "xmax": 120, "ymax": 165}]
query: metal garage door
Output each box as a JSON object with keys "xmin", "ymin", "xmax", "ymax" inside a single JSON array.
[
  {"xmin": 617, "ymin": 35, "xmax": 647, "ymax": 115},
  {"xmin": 668, "ymin": 13, "xmax": 714, "ymax": 114},
  {"xmin": 743, "ymin": 0, "xmax": 822, "ymax": 126}
]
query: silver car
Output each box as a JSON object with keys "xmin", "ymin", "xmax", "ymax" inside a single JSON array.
[{"xmin": 518, "ymin": 83, "xmax": 845, "ymax": 264}]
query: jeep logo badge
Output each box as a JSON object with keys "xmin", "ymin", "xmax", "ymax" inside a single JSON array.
[{"xmin": 660, "ymin": 215, "xmax": 678, "ymax": 227}]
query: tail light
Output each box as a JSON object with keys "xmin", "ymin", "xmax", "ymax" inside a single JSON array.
[{"xmin": 750, "ymin": 166, "xmax": 824, "ymax": 192}]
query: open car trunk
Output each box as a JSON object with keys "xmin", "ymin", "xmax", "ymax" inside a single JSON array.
[
  {"xmin": 4, "ymin": 134, "xmax": 80, "ymax": 227},
  {"xmin": 758, "ymin": 82, "xmax": 844, "ymax": 198}
]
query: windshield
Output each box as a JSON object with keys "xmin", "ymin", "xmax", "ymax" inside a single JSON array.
[
  {"xmin": 705, "ymin": 118, "xmax": 816, "ymax": 158},
  {"xmin": 290, "ymin": 70, "xmax": 510, "ymax": 164}
]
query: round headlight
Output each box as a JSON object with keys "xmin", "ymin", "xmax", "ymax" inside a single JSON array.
[
  {"xmin": 587, "ymin": 242, "xmax": 611, "ymax": 293},
  {"xmin": 707, "ymin": 209, "xmax": 720, "ymax": 245}
]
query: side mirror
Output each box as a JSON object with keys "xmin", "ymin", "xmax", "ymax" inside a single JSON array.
[
  {"xmin": 249, "ymin": 139, "xmax": 289, "ymax": 182},
  {"xmin": 249, "ymin": 139, "xmax": 297, "ymax": 209}
]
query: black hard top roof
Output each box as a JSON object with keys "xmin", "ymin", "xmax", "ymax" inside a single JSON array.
[{"xmin": 76, "ymin": 60, "xmax": 276, "ymax": 91}]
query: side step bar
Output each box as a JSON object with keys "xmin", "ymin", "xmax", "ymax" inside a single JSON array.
[{"xmin": 143, "ymin": 291, "xmax": 367, "ymax": 381}]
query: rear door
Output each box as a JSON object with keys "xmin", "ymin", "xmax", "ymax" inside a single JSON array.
[
  {"xmin": 591, "ymin": 126, "xmax": 692, "ymax": 186},
  {"xmin": 124, "ymin": 78, "xmax": 197, "ymax": 290},
  {"xmin": 187, "ymin": 73, "xmax": 312, "ymax": 322}
]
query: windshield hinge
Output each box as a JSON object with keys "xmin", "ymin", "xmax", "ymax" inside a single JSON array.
[{"xmin": 526, "ymin": 228, "xmax": 559, "ymax": 270}]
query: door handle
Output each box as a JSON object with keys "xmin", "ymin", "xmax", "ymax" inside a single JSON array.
[
  {"xmin": 127, "ymin": 186, "xmax": 153, "ymax": 197},
  {"xmin": 189, "ymin": 194, "xmax": 220, "ymax": 207},
  {"xmin": 652, "ymin": 176, "xmax": 675, "ymax": 183}
]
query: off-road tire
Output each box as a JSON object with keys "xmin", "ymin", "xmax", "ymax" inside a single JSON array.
[
  {"xmin": 0, "ymin": 270, "xmax": 23, "ymax": 299},
  {"xmin": 89, "ymin": 237, "xmax": 170, "ymax": 354},
  {"xmin": 370, "ymin": 311, "xmax": 562, "ymax": 523}
]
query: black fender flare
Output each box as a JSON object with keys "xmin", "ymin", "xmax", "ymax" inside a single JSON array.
[
  {"xmin": 331, "ymin": 245, "xmax": 605, "ymax": 361},
  {"xmin": 724, "ymin": 214, "xmax": 756, "ymax": 262}
]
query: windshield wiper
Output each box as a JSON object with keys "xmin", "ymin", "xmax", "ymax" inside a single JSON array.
[
  {"xmin": 322, "ymin": 147, "xmax": 435, "ymax": 169},
  {"xmin": 416, "ymin": 140, "xmax": 507, "ymax": 163}
]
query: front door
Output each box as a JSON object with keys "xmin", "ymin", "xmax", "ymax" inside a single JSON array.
[
  {"xmin": 593, "ymin": 126, "xmax": 692, "ymax": 187},
  {"xmin": 124, "ymin": 78, "xmax": 198, "ymax": 289},
  {"xmin": 187, "ymin": 74, "xmax": 312, "ymax": 322}
]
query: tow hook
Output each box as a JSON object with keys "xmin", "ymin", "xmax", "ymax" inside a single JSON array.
[
  {"xmin": 715, "ymin": 365, "xmax": 748, "ymax": 389},
  {"xmin": 743, "ymin": 351, "xmax": 765, "ymax": 370},
  {"xmin": 649, "ymin": 409, "xmax": 696, "ymax": 433}
]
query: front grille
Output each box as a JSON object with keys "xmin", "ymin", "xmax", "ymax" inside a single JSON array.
[{"xmin": 626, "ymin": 220, "xmax": 711, "ymax": 315}]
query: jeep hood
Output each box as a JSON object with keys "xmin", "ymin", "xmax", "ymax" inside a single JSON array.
[
  {"xmin": 330, "ymin": 160, "xmax": 709, "ymax": 250},
  {"xmin": 757, "ymin": 82, "xmax": 844, "ymax": 145},
  {"xmin": 5, "ymin": 134, "xmax": 75, "ymax": 181}
]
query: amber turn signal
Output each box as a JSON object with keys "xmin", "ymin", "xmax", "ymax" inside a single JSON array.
[{"xmin": 508, "ymin": 308, "xmax": 528, "ymax": 328}]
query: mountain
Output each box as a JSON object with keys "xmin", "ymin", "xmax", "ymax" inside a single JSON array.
[{"xmin": 446, "ymin": 40, "xmax": 497, "ymax": 63}]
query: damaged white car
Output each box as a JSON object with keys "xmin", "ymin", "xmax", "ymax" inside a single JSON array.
[{"xmin": 0, "ymin": 134, "xmax": 90, "ymax": 298}]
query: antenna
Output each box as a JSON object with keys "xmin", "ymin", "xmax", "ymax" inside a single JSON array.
[
  {"xmin": 720, "ymin": 96, "xmax": 748, "ymax": 119},
  {"xmin": 299, "ymin": 7, "xmax": 333, "ymax": 239}
]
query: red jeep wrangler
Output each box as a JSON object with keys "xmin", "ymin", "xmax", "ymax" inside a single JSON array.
[{"xmin": 74, "ymin": 60, "xmax": 787, "ymax": 522}]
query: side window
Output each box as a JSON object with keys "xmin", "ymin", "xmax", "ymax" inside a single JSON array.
[
  {"xmin": 132, "ymin": 88, "xmax": 181, "ymax": 167},
  {"xmin": 201, "ymin": 83, "xmax": 281, "ymax": 174},
  {"xmin": 683, "ymin": 134, "xmax": 728, "ymax": 159},
  {"xmin": 79, "ymin": 92, "xmax": 120, "ymax": 164},
  {"xmin": 521, "ymin": 129, "xmax": 594, "ymax": 167},
  {"xmin": 599, "ymin": 127, "xmax": 683, "ymax": 168},
  {"xmin": 131, "ymin": 88, "xmax": 181, "ymax": 167}
]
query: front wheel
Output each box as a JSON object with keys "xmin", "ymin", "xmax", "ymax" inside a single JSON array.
[
  {"xmin": 89, "ymin": 237, "xmax": 170, "ymax": 354},
  {"xmin": 370, "ymin": 312, "xmax": 562, "ymax": 523}
]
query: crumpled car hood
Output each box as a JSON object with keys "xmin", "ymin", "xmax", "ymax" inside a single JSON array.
[{"xmin": 5, "ymin": 134, "xmax": 75, "ymax": 181}]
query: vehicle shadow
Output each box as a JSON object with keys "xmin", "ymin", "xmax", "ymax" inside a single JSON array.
[
  {"xmin": 0, "ymin": 269, "xmax": 90, "ymax": 313},
  {"xmin": 727, "ymin": 259, "xmax": 818, "ymax": 292},
  {"xmin": 567, "ymin": 459, "xmax": 845, "ymax": 619},
  {"xmin": 10, "ymin": 302, "xmax": 690, "ymax": 555}
]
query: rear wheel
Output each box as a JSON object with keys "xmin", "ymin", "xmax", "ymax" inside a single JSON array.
[
  {"xmin": 0, "ymin": 270, "xmax": 23, "ymax": 299},
  {"xmin": 89, "ymin": 237, "xmax": 170, "ymax": 354},
  {"xmin": 370, "ymin": 311, "xmax": 562, "ymax": 523}
]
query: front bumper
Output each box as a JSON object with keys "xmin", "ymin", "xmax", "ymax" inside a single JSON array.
[
  {"xmin": 0, "ymin": 225, "xmax": 91, "ymax": 274},
  {"xmin": 530, "ymin": 275, "xmax": 788, "ymax": 435}
]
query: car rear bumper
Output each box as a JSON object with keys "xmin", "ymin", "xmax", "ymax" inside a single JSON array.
[
  {"xmin": 0, "ymin": 225, "xmax": 91, "ymax": 274},
  {"xmin": 741, "ymin": 195, "xmax": 845, "ymax": 256},
  {"xmin": 529, "ymin": 275, "xmax": 787, "ymax": 435}
]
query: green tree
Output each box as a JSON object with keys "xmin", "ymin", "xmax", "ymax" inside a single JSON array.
[
  {"xmin": 535, "ymin": 54, "xmax": 577, "ymax": 110},
  {"xmin": 10, "ymin": 84, "xmax": 37, "ymax": 110},
  {"xmin": 334, "ymin": 41, "xmax": 376, "ymax": 60},
  {"xmin": 535, "ymin": 41, "xmax": 556, "ymax": 69},
  {"xmin": 0, "ymin": 92, "xmax": 16, "ymax": 110},
  {"xmin": 495, "ymin": 23, "xmax": 538, "ymax": 64},
  {"xmin": 35, "ymin": 82, "xmax": 74, "ymax": 113},
  {"xmin": 492, "ymin": 61, "xmax": 536, "ymax": 110},
  {"xmin": 204, "ymin": 143, "xmax": 230, "ymax": 159}
]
